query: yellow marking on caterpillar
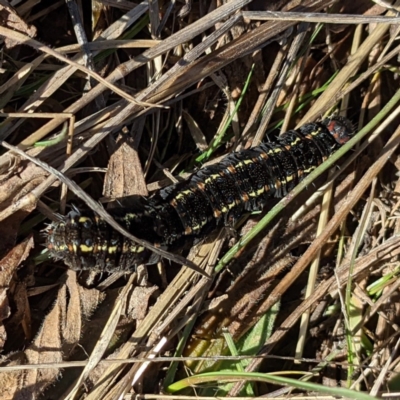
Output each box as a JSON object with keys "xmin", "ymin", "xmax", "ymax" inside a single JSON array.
[
  {"xmin": 131, "ymin": 246, "xmax": 145, "ymax": 253},
  {"xmin": 268, "ymin": 147, "xmax": 283, "ymax": 155},
  {"xmin": 286, "ymin": 175, "xmax": 294, "ymax": 182},
  {"xmin": 310, "ymin": 128, "xmax": 322, "ymax": 136},
  {"xmin": 289, "ymin": 137, "xmax": 301, "ymax": 145},
  {"xmin": 123, "ymin": 213, "xmax": 137, "ymax": 220},
  {"xmin": 205, "ymin": 174, "xmax": 220, "ymax": 184},
  {"xmin": 108, "ymin": 246, "xmax": 117, "ymax": 254},
  {"xmin": 80, "ymin": 244, "xmax": 93, "ymax": 253},
  {"xmin": 227, "ymin": 201, "xmax": 236, "ymax": 210},
  {"xmin": 175, "ymin": 189, "xmax": 193, "ymax": 200}
]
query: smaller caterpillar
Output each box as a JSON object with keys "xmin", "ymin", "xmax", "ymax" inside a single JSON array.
[{"xmin": 45, "ymin": 116, "xmax": 354, "ymax": 273}]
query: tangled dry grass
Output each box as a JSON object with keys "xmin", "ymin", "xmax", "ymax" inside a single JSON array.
[{"xmin": 0, "ymin": 0, "xmax": 400, "ymax": 399}]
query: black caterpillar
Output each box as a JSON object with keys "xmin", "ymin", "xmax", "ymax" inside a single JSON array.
[{"xmin": 46, "ymin": 116, "xmax": 354, "ymax": 273}]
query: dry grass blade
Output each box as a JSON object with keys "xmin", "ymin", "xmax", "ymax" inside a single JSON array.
[
  {"xmin": 299, "ymin": 9, "xmax": 395, "ymax": 125},
  {"xmin": 85, "ymin": 269, "xmax": 209, "ymax": 399},
  {"xmin": 243, "ymin": 10, "xmax": 400, "ymax": 24}
]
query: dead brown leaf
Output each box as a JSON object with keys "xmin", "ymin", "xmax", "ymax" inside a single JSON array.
[
  {"xmin": 61, "ymin": 271, "xmax": 82, "ymax": 352},
  {"xmin": 103, "ymin": 134, "xmax": 148, "ymax": 199},
  {"xmin": 126, "ymin": 285, "xmax": 159, "ymax": 321},
  {"xmin": 0, "ymin": 0, "xmax": 36, "ymax": 48},
  {"xmin": 0, "ymin": 235, "xmax": 34, "ymax": 349},
  {"xmin": 23, "ymin": 292, "xmax": 63, "ymax": 396},
  {"xmin": 78, "ymin": 284, "xmax": 107, "ymax": 320},
  {"xmin": 0, "ymin": 158, "xmax": 46, "ymax": 215},
  {"xmin": 0, "ymin": 292, "xmax": 63, "ymax": 399}
]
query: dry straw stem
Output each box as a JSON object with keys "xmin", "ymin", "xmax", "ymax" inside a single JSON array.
[
  {"xmin": 299, "ymin": 6, "xmax": 397, "ymax": 125},
  {"xmin": 0, "ymin": 354, "xmax": 285, "ymax": 372},
  {"xmin": 251, "ymin": 24, "xmax": 308, "ymax": 146},
  {"xmin": 56, "ymin": 40, "xmax": 161, "ymax": 53},
  {"xmin": 295, "ymin": 176, "xmax": 334, "ymax": 362},
  {"xmin": 240, "ymin": 47, "xmax": 287, "ymax": 146},
  {"xmin": 103, "ymin": 240, "xmax": 224, "ymax": 399},
  {"xmin": 242, "ymin": 10, "xmax": 400, "ymax": 24},
  {"xmin": 0, "ymin": 54, "xmax": 45, "ymax": 97},
  {"xmin": 228, "ymin": 117, "xmax": 400, "ymax": 396},
  {"xmin": 84, "ymin": 258, "xmax": 212, "ymax": 399}
]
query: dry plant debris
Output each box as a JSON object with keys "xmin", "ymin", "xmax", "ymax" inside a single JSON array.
[{"xmin": 0, "ymin": 0, "xmax": 400, "ymax": 399}]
